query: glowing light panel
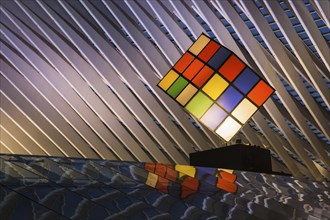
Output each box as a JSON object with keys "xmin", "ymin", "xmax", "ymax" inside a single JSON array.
[
  {"xmin": 158, "ymin": 34, "xmax": 274, "ymax": 142},
  {"xmin": 216, "ymin": 117, "xmax": 241, "ymax": 142},
  {"xmin": 232, "ymin": 99, "xmax": 258, "ymax": 124}
]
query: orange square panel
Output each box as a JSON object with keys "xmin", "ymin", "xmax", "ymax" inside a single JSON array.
[
  {"xmin": 218, "ymin": 55, "xmax": 245, "ymax": 82},
  {"xmin": 173, "ymin": 52, "xmax": 194, "ymax": 73},
  {"xmin": 248, "ymin": 81, "xmax": 274, "ymax": 106},
  {"xmin": 192, "ymin": 65, "xmax": 214, "ymax": 88},
  {"xmin": 182, "ymin": 59, "xmax": 204, "ymax": 80}
]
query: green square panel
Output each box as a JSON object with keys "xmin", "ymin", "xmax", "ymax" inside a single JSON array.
[
  {"xmin": 185, "ymin": 92, "xmax": 213, "ymax": 119},
  {"xmin": 167, "ymin": 76, "xmax": 189, "ymax": 98}
]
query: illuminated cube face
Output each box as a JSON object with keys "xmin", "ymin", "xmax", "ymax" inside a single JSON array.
[{"xmin": 158, "ymin": 34, "xmax": 274, "ymax": 142}]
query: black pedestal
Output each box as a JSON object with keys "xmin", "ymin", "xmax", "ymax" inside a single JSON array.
[{"xmin": 190, "ymin": 144, "xmax": 272, "ymax": 173}]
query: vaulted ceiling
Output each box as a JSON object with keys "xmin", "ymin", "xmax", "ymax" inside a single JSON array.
[{"xmin": 0, "ymin": 0, "xmax": 329, "ymax": 181}]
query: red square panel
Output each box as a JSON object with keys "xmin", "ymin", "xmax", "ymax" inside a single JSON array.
[
  {"xmin": 218, "ymin": 55, "xmax": 245, "ymax": 82},
  {"xmin": 155, "ymin": 164, "xmax": 166, "ymax": 177},
  {"xmin": 165, "ymin": 167, "xmax": 177, "ymax": 182},
  {"xmin": 145, "ymin": 163, "xmax": 155, "ymax": 173},
  {"xmin": 248, "ymin": 81, "xmax": 274, "ymax": 106},
  {"xmin": 156, "ymin": 176, "xmax": 169, "ymax": 193},
  {"xmin": 198, "ymin": 41, "xmax": 220, "ymax": 62}
]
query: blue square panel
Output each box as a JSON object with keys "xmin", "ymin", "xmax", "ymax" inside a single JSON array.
[
  {"xmin": 233, "ymin": 67, "xmax": 260, "ymax": 94},
  {"xmin": 200, "ymin": 104, "xmax": 227, "ymax": 130},
  {"xmin": 207, "ymin": 47, "xmax": 231, "ymax": 70},
  {"xmin": 217, "ymin": 86, "xmax": 243, "ymax": 112}
]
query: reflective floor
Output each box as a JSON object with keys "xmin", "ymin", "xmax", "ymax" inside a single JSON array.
[{"xmin": 0, "ymin": 154, "xmax": 329, "ymax": 219}]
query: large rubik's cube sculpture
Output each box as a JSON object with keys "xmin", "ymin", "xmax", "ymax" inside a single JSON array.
[{"xmin": 158, "ymin": 34, "xmax": 274, "ymax": 142}]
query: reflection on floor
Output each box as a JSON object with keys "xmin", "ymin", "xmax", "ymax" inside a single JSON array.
[{"xmin": 0, "ymin": 154, "xmax": 329, "ymax": 219}]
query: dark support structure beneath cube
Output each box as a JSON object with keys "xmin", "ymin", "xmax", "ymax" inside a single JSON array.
[{"xmin": 190, "ymin": 144, "xmax": 272, "ymax": 173}]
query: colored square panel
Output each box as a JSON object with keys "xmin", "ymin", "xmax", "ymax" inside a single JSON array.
[
  {"xmin": 217, "ymin": 86, "xmax": 243, "ymax": 112},
  {"xmin": 175, "ymin": 165, "xmax": 196, "ymax": 177},
  {"xmin": 181, "ymin": 176, "xmax": 199, "ymax": 190},
  {"xmin": 192, "ymin": 65, "xmax": 214, "ymax": 88},
  {"xmin": 233, "ymin": 67, "xmax": 259, "ymax": 94},
  {"xmin": 195, "ymin": 167, "xmax": 216, "ymax": 179},
  {"xmin": 145, "ymin": 163, "xmax": 155, "ymax": 173},
  {"xmin": 165, "ymin": 167, "xmax": 177, "ymax": 182},
  {"xmin": 248, "ymin": 81, "xmax": 274, "ymax": 106},
  {"xmin": 215, "ymin": 116, "xmax": 241, "ymax": 142},
  {"xmin": 158, "ymin": 69, "xmax": 179, "ymax": 91},
  {"xmin": 207, "ymin": 47, "xmax": 231, "ymax": 70},
  {"xmin": 232, "ymin": 98, "xmax": 258, "ymax": 124},
  {"xmin": 167, "ymin": 76, "xmax": 188, "ymax": 98},
  {"xmin": 189, "ymin": 34, "xmax": 210, "ymax": 55},
  {"xmin": 155, "ymin": 164, "xmax": 167, "ymax": 177},
  {"xmin": 182, "ymin": 59, "xmax": 204, "ymax": 80},
  {"xmin": 185, "ymin": 92, "xmax": 213, "ymax": 119},
  {"xmin": 181, "ymin": 177, "xmax": 199, "ymax": 198},
  {"xmin": 202, "ymin": 74, "xmax": 228, "ymax": 100},
  {"xmin": 155, "ymin": 176, "xmax": 169, "ymax": 193},
  {"xmin": 173, "ymin": 52, "xmax": 194, "ymax": 73},
  {"xmin": 146, "ymin": 172, "xmax": 158, "ymax": 188},
  {"xmin": 218, "ymin": 55, "xmax": 245, "ymax": 82},
  {"xmin": 176, "ymin": 84, "xmax": 198, "ymax": 106},
  {"xmin": 200, "ymin": 104, "xmax": 227, "ymax": 130},
  {"xmin": 198, "ymin": 41, "xmax": 221, "ymax": 62},
  {"xmin": 216, "ymin": 177, "xmax": 238, "ymax": 193}
]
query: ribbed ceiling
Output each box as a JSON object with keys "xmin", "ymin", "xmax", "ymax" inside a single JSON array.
[{"xmin": 0, "ymin": 0, "xmax": 329, "ymax": 181}]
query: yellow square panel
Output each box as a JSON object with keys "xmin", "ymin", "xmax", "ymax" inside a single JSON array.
[
  {"xmin": 176, "ymin": 84, "xmax": 198, "ymax": 106},
  {"xmin": 158, "ymin": 70, "xmax": 179, "ymax": 91},
  {"xmin": 232, "ymin": 98, "xmax": 258, "ymax": 124},
  {"xmin": 175, "ymin": 165, "xmax": 196, "ymax": 177},
  {"xmin": 189, "ymin": 35, "xmax": 210, "ymax": 56},
  {"xmin": 146, "ymin": 172, "xmax": 158, "ymax": 188},
  {"xmin": 202, "ymin": 74, "xmax": 229, "ymax": 100},
  {"xmin": 215, "ymin": 116, "xmax": 241, "ymax": 142}
]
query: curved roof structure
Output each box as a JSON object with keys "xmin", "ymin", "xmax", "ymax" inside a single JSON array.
[{"xmin": 0, "ymin": 0, "xmax": 329, "ymax": 181}]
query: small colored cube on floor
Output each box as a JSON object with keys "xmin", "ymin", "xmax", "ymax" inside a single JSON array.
[{"xmin": 158, "ymin": 33, "xmax": 274, "ymax": 142}]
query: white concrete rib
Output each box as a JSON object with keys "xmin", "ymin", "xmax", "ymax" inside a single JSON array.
[{"xmin": 288, "ymin": 0, "xmax": 330, "ymax": 72}]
